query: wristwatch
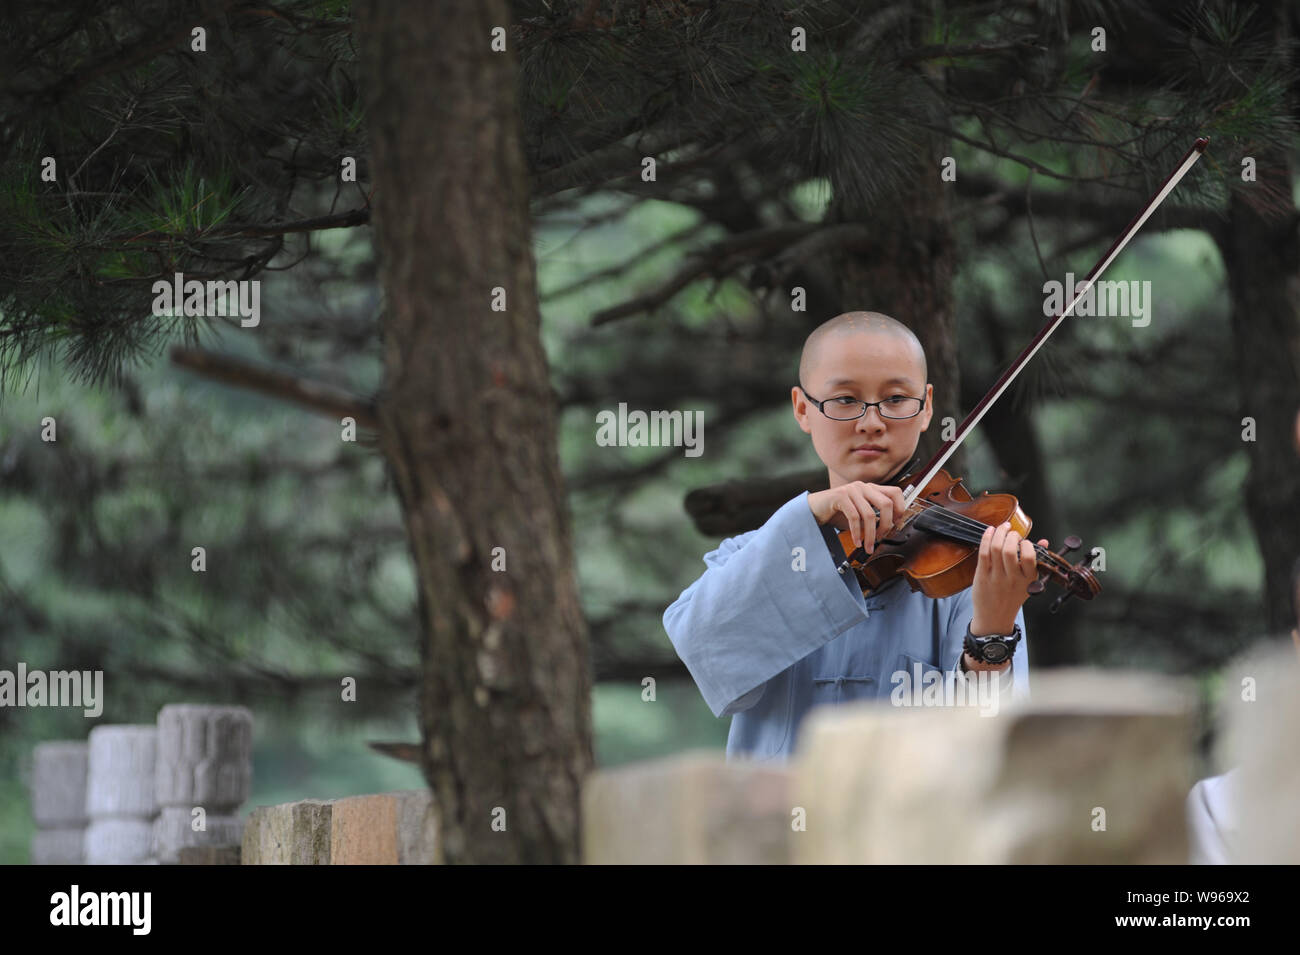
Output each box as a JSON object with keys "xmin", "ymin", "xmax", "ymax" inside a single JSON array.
[{"xmin": 963, "ymin": 623, "xmax": 1022, "ymax": 665}]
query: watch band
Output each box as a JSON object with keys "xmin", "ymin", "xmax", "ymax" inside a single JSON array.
[{"xmin": 964, "ymin": 623, "xmax": 1022, "ymax": 665}]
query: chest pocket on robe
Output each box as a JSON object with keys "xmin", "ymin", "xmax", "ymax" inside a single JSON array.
[
  {"xmin": 894, "ymin": 597, "xmax": 950, "ymax": 686},
  {"xmin": 810, "ymin": 673, "xmax": 876, "ymax": 705},
  {"xmin": 895, "ymin": 651, "xmax": 944, "ymax": 689}
]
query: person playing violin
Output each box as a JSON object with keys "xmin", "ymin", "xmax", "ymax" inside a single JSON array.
[{"xmin": 664, "ymin": 310, "xmax": 1049, "ymax": 760}]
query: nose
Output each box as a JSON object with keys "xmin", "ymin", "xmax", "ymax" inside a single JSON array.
[{"xmin": 856, "ymin": 405, "xmax": 887, "ymax": 431}]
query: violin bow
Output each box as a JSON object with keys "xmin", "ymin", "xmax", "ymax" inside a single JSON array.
[{"xmin": 901, "ymin": 136, "xmax": 1210, "ymax": 508}]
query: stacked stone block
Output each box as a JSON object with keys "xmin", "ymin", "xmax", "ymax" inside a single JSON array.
[
  {"xmin": 84, "ymin": 725, "xmax": 158, "ymax": 864},
  {"xmin": 152, "ymin": 704, "xmax": 252, "ymax": 864},
  {"xmin": 29, "ymin": 741, "xmax": 89, "ymax": 864}
]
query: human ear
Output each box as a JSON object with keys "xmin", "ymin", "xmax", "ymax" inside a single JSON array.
[{"xmin": 791, "ymin": 386, "xmax": 812, "ymax": 434}]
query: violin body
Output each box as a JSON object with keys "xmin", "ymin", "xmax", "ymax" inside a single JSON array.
[
  {"xmin": 837, "ymin": 470, "xmax": 1031, "ymax": 598},
  {"xmin": 834, "ymin": 469, "xmax": 1100, "ymax": 610}
]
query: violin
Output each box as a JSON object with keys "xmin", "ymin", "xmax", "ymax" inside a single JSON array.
[
  {"xmin": 829, "ymin": 136, "xmax": 1209, "ymax": 614},
  {"xmin": 833, "ymin": 468, "xmax": 1100, "ymax": 613}
]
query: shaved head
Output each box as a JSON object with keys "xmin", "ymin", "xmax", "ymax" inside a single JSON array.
[
  {"xmin": 799, "ymin": 311, "xmax": 927, "ymax": 387},
  {"xmin": 792, "ymin": 310, "xmax": 933, "ymax": 487}
]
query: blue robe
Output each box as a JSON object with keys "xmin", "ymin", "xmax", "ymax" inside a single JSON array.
[{"xmin": 664, "ymin": 491, "xmax": 1030, "ymax": 760}]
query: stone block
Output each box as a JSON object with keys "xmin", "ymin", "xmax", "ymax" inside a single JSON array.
[
  {"xmin": 30, "ymin": 741, "xmax": 89, "ymax": 828},
  {"xmin": 582, "ymin": 751, "xmax": 794, "ymax": 864},
  {"xmin": 241, "ymin": 800, "xmax": 332, "ymax": 865},
  {"xmin": 329, "ymin": 790, "xmax": 437, "ymax": 864},
  {"xmin": 394, "ymin": 789, "xmax": 438, "ymax": 865},
  {"xmin": 153, "ymin": 806, "xmax": 244, "ymax": 864},
  {"xmin": 31, "ymin": 826, "xmax": 85, "ymax": 865},
  {"xmin": 86, "ymin": 725, "xmax": 157, "ymax": 818},
  {"xmin": 792, "ymin": 668, "xmax": 1195, "ymax": 864},
  {"xmin": 176, "ymin": 847, "xmax": 240, "ymax": 862},
  {"xmin": 178, "ymin": 845, "xmax": 241, "ymax": 865},
  {"xmin": 155, "ymin": 704, "xmax": 253, "ymax": 809},
  {"xmin": 85, "ymin": 817, "xmax": 154, "ymax": 865}
]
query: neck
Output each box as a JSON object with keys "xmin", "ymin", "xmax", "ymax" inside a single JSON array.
[{"xmin": 882, "ymin": 452, "xmax": 922, "ymax": 487}]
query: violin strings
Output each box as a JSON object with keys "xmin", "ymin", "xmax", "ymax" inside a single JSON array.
[
  {"xmin": 920, "ymin": 504, "xmax": 1050, "ymax": 556},
  {"xmin": 856, "ymin": 500, "xmax": 1077, "ymax": 584},
  {"xmin": 867, "ymin": 500, "xmax": 1080, "ymax": 587},
  {"xmin": 910, "ymin": 500, "xmax": 994, "ymax": 541},
  {"xmin": 862, "ymin": 499, "xmax": 1068, "ymax": 568},
  {"xmin": 913, "ymin": 499, "xmax": 1030, "ymax": 542},
  {"xmin": 908, "ymin": 500, "xmax": 1057, "ymax": 561}
]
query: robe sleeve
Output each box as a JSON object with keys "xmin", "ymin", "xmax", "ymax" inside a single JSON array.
[{"xmin": 663, "ymin": 491, "xmax": 870, "ymax": 718}]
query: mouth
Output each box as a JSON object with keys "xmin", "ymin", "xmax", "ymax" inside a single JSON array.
[{"xmin": 851, "ymin": 445, "xmax": 887, "ymax": 457}]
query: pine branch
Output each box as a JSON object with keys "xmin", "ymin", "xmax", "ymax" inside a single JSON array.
[
  {"xmin": 899, "ymin": 41, "xmax": 1046, "ymax": 65},
  {"xmin": 588, "ymin": 222, "xmax": 824, "ymax": 325},
  {"xmin": 169, "ymin": 345, "xmax": 379, "ymax": 429},
  {"xmin": 955, "ymin": 171, "xmax": 1225, "ymax": 240},
  {"xmin": 531, "ymin": 121, "xmax": 689, "ymax": 197},
  {"xmin": 110, "ymin": 206, "xmax": 370, "ymax": 243},
  {"xmin": 6, "ymin": 0, "xmax": 247, "ymax": 139},
  {"xmin": 921, "ymin": 122, "xmax": 1138, "ymax": 188}
]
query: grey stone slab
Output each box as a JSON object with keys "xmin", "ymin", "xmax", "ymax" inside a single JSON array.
[
  {"xmin": 583, "ymin": 751, "xmax": 794, "ymax": 864},
  {"xmin": 31, "ymin": 741, "xmax": 89, "ymax": 828},
  {"xmin": 86, "ymin": 726, "xmax": 157, "ymax": 818},
  {"xmin": 155, "ymin": 704, "xmax": 253, "ymax": 809}
]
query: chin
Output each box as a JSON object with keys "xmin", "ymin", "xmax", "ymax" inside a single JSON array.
[{"xmin": 846, "ymin": 459, "xmax": 895, "ymax": 484}]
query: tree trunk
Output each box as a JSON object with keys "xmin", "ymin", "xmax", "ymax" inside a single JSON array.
[
  {"xmin": 356, "ymin": 0, "xmax": 593, "ymax": 864},
  {"xmin": 1217, "ymin": 164, "xmax": 1300, "ymax": 636}
]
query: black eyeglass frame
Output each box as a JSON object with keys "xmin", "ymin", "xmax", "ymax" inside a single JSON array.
[{"xmin": 797, "ymin": 385, "xmax": 928, "ymax": 421}]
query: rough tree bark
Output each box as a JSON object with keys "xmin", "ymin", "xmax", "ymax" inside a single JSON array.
[
  {"xmin": 356, "ymin": 0, "xmax": 593, "ymax": 864},
  {"xmin": 1217, "ymin": 158, "xmax": 1300, "ymax": 635}
]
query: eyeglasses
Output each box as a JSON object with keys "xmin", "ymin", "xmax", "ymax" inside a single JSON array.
[{"xmin": 798, "ymin": 385, "xmax": 926, "ymax": 421}]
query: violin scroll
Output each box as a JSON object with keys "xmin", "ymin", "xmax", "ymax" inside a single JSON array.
[{"xmin": 1027, "ymin": 534, "xmax": 1101, "ymax": 613}]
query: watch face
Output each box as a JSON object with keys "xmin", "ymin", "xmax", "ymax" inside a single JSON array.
[{"xmin": 983, "ymin": 641, "xmax": 1008, "ymax": 663}]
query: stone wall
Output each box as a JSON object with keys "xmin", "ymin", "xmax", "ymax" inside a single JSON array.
[
  {"xmin": 582, "ymin": 663, "xmax": 1298, "ymax": 865},
  {"xmin": 39, "ymin": 656, "xmax": 1295, "ymax": 865},
  {"xmin": 28, "ymin": 704, "xmax": 253, "ymax": 865}
]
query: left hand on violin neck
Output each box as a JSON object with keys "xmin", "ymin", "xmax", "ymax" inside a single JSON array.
[{"xmin": 971, "ymin": 521, "xmax": 1048, "ymax": 634}]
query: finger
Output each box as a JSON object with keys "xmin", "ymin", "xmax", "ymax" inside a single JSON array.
[
  {"xmin": 1000, "ymin": 528, "xmax": 1023, "ymax": 578},
  {"xmin": 989, "ymin": 521, "xmax": 1010, "ymax": 571},
  {"xmin": 838, "ymin": 499, "xmax": 863, "ymax": 550},
  {"xmin": 859, "ymin": 485, "xmax": 892, "ymax": 539},
  {"xmin": 1020, "ymin": 537, "xmax": 1037, "ymax": 579},
  {"xmin": 850, "ymin": 488, "xmax": 880, "ymax": 552},
  {"xmin": 882, "ymin": 485, "xmax": 907, "ymax": 523},
  {"xmin": 977, "ymin": 523, "xmax": 995, "ymax": 577}
]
